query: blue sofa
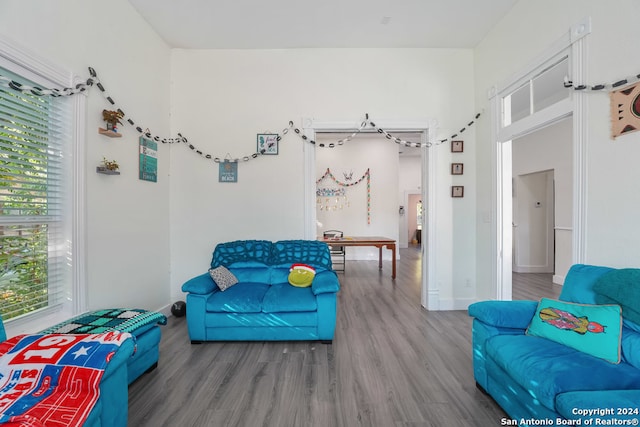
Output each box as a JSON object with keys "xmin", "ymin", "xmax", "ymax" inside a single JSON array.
[
  {"xmin": 469, "ymin": 264, "xmax": 640, "ymax": 425},
  {"xmin": 0, "ymin": 316, "xmax": 135, "ymax": 426},
  {"xmin": 181, "ymin": 239, "xmax": 341, "ymax": 343}
]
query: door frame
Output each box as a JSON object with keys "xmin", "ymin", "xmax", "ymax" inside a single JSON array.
[
  {"xmin": 301, "ymin": 118, "xmax": 438, "ymax": 309},
  {"xmin": 491, "ymin": 18, "xmax": 591, "ymax": 299}
]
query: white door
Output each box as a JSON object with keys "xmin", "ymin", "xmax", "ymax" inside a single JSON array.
[{"xmin": 513, "ymin": 170, "xmax": 555, "ymax": 273}]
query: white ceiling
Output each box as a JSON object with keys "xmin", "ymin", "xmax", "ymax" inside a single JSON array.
[{"xmin": 128, "ymin": 0, "xmax": 518, "ymax": 49}]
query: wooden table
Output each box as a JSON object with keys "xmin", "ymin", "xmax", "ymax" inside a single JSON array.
[{"xmin": 321, "ymin": 236, "xmax": 396, "ymax": 278}]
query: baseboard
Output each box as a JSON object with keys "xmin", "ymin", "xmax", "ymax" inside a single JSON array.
[
  {"xmin": 552, "ymin": 274, "xmax": 565, "ymax": 285},
  {"xmin": 437, "ymin": 297, "xmax": 475, "ymax": 311},
  {"xmin": 156, "ymin": 303, "xmax": 172, "ymax": 318}
]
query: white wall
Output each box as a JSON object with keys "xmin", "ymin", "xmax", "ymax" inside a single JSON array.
[
  {"xmin": 0, "ymin": 1, "xmax": 172, "ymax": 315},
  {"xmin": 315, "ymin": 133, "xmax": 399, "ymax": 260},
  {"xmin": 474, "ymin": 0, "xmax": 640, "ymax": 299},
  {"xmin": 169, "ymin": 48, "xmax": 477, "ymax": 307}
]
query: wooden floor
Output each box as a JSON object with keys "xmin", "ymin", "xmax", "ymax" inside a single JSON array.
[{"xmin": 128, "ymin": 247, "xmax": 558, "ymax": 426}]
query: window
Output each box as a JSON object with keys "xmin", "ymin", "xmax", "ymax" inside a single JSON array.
[
  {"xmin": 502, "ymin": 56, "xmax": 570, "ymax": 127},
  {"xmin": 0, "ymin": 42, "xmax": 81, "ymax": 327}
]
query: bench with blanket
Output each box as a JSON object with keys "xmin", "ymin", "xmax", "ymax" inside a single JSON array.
[
  {"xmin": 40, "ymin": 308, "xmax": 167, "ymax": 384},
  {"xmin": 0, "ymin": 317, "xmax": 135, "ymax": 427}
]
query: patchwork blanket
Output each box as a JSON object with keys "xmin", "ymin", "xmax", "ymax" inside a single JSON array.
[
  {"xmin": 39, "ymin": 308, "xmax": 167, "ymax": 335},
  {"xmin": 0, "ymin": 332, "xmax": 132, "ymax": 427}
]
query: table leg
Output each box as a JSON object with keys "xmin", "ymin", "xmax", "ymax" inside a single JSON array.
[
  {"xmin": 378, "ymin": 246, "xmax": 383, "ymax": 269},
  {"xmin": 391, "ymin": 244, "xmax": 396, "ymax": 279}
]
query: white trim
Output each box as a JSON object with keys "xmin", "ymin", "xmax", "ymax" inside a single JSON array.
[
  {"xmin": 72, "ymin": 89, "xmax": 88, "ymax": 314},
  {"xmin": 303, "ymin": 118, "xmax": 438, "ymax": 309},
  {"xmin": 498, "ymin": 99, "xmax": 572, "ymax": 142},
  {"xmin": 422, "ymin": 128, "xmax": 439, "ymax": 310},
  {"xmin": 491, "ymin": 19, "xmax": 590, "ymax": 300},
  {"xmin": 0, "ymin": 35, "xmax": 71, "ymax": 89},
  {"xmin": 571, "ymin": 28, "xmax": 589, "ymax": 264},
  {"xmin": 0, "ymin": 33, "xmax": 86, "ymax": 334}
]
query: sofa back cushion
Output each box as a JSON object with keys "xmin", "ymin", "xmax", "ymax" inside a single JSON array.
[
  {"xmin": 210, "ymin": 240, "xmax": 273, "ymax": 269},
  {"xmin": 227, "ymin": 261, "xmax": 272, "ymax": 284},
  {"xmin": 621, "ymin": 321, "xmax": 640, "ymax": 369},
  {"xmin": 559, "ymin": 264, "xmax": 614, "ymax": 304},
  {"xmin": 271, "ymin": 240, "xmax": 332, "ymax": 271},
  {"xmin": 594, "ymin": 268, "xmax": 640, "ymax": 326}
]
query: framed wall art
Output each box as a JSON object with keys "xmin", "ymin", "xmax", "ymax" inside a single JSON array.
[
  {"xmin": 139, "ymin": 136, "xmax": 158, "ymax": 182},
  {"xmin": 451, "ymin": 140, "xmax": 464, "ymax": 153},
  {"xmin": 452, "ymin": 186, "xmax": 464, "ymax": 198},
  {"xmin": 257, "ymin": 133, "xmax": 279, "ymax": 155},
  {"xmin": 451, "ymin": 163, "xmax": 464, "ymax": 175},
  {"xmin": 219, "ymin": 161, "xmax": 238, "ymax": 183}
]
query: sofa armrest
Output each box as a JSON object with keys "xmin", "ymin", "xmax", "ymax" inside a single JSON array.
[
  {"xmin": 312, "ymin": 270, "xmax": 340, "ymax": 295},
  {"xmin": 182, "ymin": 272, "xmax": 218, "ymax": 295},
  {"xmin": 468, "ymin": 300, "xmax": 538, "ymax": 330}
]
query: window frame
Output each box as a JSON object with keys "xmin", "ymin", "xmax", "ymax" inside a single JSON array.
[{"xmin": 0, "ymin": 34, "xmax": 86, "ymax": 335}]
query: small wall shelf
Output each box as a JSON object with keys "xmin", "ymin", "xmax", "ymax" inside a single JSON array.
[
  {"xmin": 98, "ymin": 127, "xmax": 122, "ymax": 138},
  {"xmin": 96, "ymin": 167, "xmax": 120, "ymax": 175}
]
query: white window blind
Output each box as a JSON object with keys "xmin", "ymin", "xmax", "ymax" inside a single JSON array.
[{"xmin": 0, "ymin": 66, "xmax": 71, "ymax": 321}]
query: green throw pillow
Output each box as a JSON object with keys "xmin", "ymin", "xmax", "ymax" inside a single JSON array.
[
  {"xmin": 288, "ymin": 263, "xmax": 316, "ymax": 288},
  {"xmin": 526, "ymin": 298, "xmax": 622, "ymax": 363}
]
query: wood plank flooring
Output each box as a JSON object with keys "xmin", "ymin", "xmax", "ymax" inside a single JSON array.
[{"xmin": 128, "ymin": 247, "xmax": 558, "ymax": 426}]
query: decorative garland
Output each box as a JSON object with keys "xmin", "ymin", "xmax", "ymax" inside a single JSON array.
[
  {"xmin": 5, "ymin": 64, "xmax": 640, "ymax": 164},
  {"xmin": 317, "ymin": 168, "xmax": 371, "ymax": 224},
  {"xmin": 564, "ymin": 73, "xmax": 640, "ymax": 91},
  {"xmin": 0, "ymin": 66, "xmax": 484, "ymax": 162}
]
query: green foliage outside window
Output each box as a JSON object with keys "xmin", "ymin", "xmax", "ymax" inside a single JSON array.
[{"xmin": 0, "ymin": 88, "xmax": 52, "ymax": 321}]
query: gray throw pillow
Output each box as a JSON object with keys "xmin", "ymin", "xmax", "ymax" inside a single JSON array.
[{"xmin": 208, "ymin": 266, "xmax": 238, "ymax": 291}]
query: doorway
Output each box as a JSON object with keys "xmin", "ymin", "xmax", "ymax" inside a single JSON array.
[
  {"xmin": 511, "ymin": 118, "xmax": 573, "ymax": 283},
  {"xmin": 512, "ymin": 169, "xmax": 555, "ymax": 274},
  {"xmin": 302, "ymin": 119, "xmax": 438, "ymax": 309},
  {"xmin": 491, "ymin": 19, "xmax": 590, "ymax": 300}
]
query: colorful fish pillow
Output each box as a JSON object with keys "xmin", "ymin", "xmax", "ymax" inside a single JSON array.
[
  {"xmin": 288, "ymin": 263, "xmax": 316, "ymax": 287},
  {"xmin": 526, "ymin": 298, "xmax": 622, "ymax": 363}
]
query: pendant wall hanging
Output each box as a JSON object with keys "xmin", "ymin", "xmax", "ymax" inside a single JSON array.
[
  {"xmin": 610, "ymin": 81, "xmax": 640, "ymax": 139},
  {"xmin": 316, "ymin": 187, "xmax": 349, "ymax": 212},
  {"xmin": 316, "ymin": 168, "xmax": 371, "ymax": 224}
]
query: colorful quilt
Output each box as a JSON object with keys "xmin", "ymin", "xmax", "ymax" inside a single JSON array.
[
  {"xmin": 39, "ymin": 309, "xmax": 167, "ymax": 335},
  {"xmin": 0, "ymin": 332, "xmax": 132, "ymax": 427}
]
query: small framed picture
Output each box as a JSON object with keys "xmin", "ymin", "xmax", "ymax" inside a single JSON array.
[
  {"xmin": 451, "ymin": 163, "xmax": 464, "ymax": 175},
  {"xmin": 452, "ymin": 186, "xmax": 464, "ymax": 198},
  {"xmin": 219, "ymin": 161, "xmax": 238, "ymax": 183},
  {"xmin": 451, "ymin": 140, "xmax": 464, "ymax": 153},
  {"xmin": 257, "ymin": 134, "xmax": 279, "ymax": 155}
]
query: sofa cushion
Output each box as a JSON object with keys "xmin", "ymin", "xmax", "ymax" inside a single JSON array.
[
  {"xmin": 208, "ymin": 265, "xmax": 238, "ymax": 291},
  {"xmin": 526, "ymin": 298, "xmax": 622, "ymax": 363},
  {"xmin": 206, "ymin": 283, "xmax": 270, "ymax": 313},
  {"xmin": 262, "ymin": 284, "xmax": 317, "ymax": 313},
  {"xmin": 272, "ymin": 240, "xmax": 333, "ymax": 271},
  {"xmin": 559, "ymin": 264, "xmax": 614, "ymax": 304},
  {"xmin": 228, "ymin": 261, "xmax": 272, "ymax": 283},
  {"xmin": 485, "ymin": 334, "xmax": 640, "ymax": 411},
  {"xmin": 556, "ymin": 390, "xmax": 640, "ymax": 423},
  {"xmin": 182, "ymin": 272, "xmax": 217, "ymax": 295},
  {"xmin": 621, "ymin": 325, "xmax": 640, "ymax": 369},
  {"xmin": 594, "ymin": 268, "xmax": 640, "ymax": 325},
  {"xmin": 468, "ymin": 300, "xmax": 538, "ymax": 329},
  {"xmin": 210, "ymin": 240, "xmax": 273, "ymax": 269}
]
